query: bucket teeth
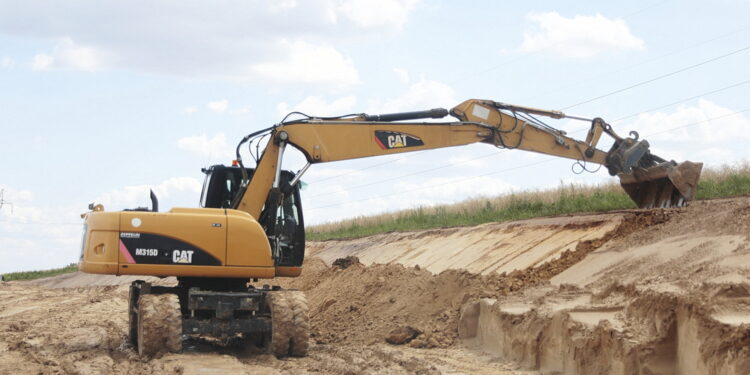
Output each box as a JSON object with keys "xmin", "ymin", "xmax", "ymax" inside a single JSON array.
[{"xmin": 619, "ymin": 161, "xmax": 703, "ymax": 208}]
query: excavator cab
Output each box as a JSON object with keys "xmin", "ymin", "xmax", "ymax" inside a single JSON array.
[{"xmin": 200, "ymin": 164, "xmax": 305, "ymax": 267}]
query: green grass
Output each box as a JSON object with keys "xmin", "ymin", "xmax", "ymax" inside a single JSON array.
[
  {"xmin": 695, "ymin": 174, "xmax": 750, "ymax": 199},
  {"xmin": 2, "ymin": 263, "xmax": 78, "ymax": 281},
  {"xmin": 307, "ymin": 190, "xmax": 635, "ymax": 241},
  {"xmin": 308, "ymin": 165, "xmax": 750, "ymax": 241}
]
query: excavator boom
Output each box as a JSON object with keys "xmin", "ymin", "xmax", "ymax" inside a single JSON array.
[{"xmin": 233, "ymin": 99, "xmax": 701, "ymax": 213}]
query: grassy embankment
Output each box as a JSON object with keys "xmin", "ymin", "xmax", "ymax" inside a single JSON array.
[
  {"xmin": 2, "ymin": 263, "xmax": 78, "ymax": 281},
  {"xmin": 308, "ymin": 163, "xmax": 750, "ymax": 241}
]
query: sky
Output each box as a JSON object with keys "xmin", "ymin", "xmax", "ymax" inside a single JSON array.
[{"xmin": 1, "ymin": 0, "xmax": 749, "ymax": 273}]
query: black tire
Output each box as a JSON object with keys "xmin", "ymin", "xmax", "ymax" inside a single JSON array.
[
  {"xmin": 137, "ymin": 294, "xmax": 182, "ymax": 357},
  {"xmin": 128, "ymin": 287, "xmax": 139, "ymax": 347},
  {"xmin": 287, "ymin": 291, "xmax": 310, "ymax": 357},
  {"xmin": 267, "ymin": 291, "xmax": 293, "ymax": 357}
]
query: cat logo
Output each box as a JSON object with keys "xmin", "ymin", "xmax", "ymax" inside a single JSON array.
[
  {"xmin": 172, "ymin": 250, "xmax": 194, "ymax": 264},
  {"xmin": 388, "ymin": 134, "xmax": 407, "ymax": 148},
  {"xmin": 374, "ymin": 131, "xmax": 424, "ymax": 150}
]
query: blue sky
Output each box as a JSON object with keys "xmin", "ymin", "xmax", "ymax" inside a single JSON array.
[{"xmin": 1, "ymin": 0, "xmax": 749, "ymax": 273}]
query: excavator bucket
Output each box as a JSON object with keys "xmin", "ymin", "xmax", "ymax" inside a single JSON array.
[{"xmin": 618, "ymin": 161, "xmax": 703, "ymax": 208}]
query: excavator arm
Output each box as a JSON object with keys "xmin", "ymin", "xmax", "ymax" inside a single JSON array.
[{"xmin": 233, "ymin": 99, "xmax": 702, "ymax": 218}]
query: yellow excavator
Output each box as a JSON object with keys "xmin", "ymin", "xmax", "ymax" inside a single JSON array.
[{"xmin": 79, "ymin": 99, "xmax": 702, "ymax": 357}]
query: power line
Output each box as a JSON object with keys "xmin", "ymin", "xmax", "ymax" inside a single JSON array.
[
  {"xmin": 310, "ymin": 38, "xmax": 750, "ymax": 188},
  {"xmin": 525, "ymin": 23, "xmax": 750, "ymax": 103},
  {"xmin": 0, "ymin": 189, "xmax": 12, "ymax": 214},
  {"xmin": 308, "ymin": 159, "xmax": 552, "ymax": 211},
  {"xmin": 561, "ymin": 44, "xmax": 750, "ymax": 110},
  {"xmin": 611, "ymin": 79, "xmax": 750, "ymax": 123},
  {"xmin": 621, "ymin": 0, "xmax": 671, "ymax": 18},
  {"xmin": 307, "ymin": 15, "xmax": 749, "ymax": 189},
  {"xmin": 447, "ymin": 1, "xmax": 670, "ymax": 87},
  {"xmin": 306, "ymin": 151, "xmax": 427, "ymax": 184},
  {"xmin": 306, "ymin": 150, "xmax": 503, "ymax": 198},
  {"xmin": 307, "ymin": 77, "xmax": 750, "ymax": 197},
  {"xmin": 308, "ymin": 109, "xmax": 750, "ymax": 211},
  {"xmin": 646, "ymin": 107, "xmax": 750, "ymax": 137},
  {"xmin": 0, "ymin": 220, "xmax": 82, "ymax": 226},
  {"xmin": 309, "ymin": 77, "xmax": 750, "ymax": 195}
]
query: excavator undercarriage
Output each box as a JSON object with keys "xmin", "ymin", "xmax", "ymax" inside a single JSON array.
[{"xmin": 128, "ymin": 279, "xmax": 309, "ymax": 357}]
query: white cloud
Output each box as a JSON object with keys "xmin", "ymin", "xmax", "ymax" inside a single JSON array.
[
  {"xmin": 184, "ymin": 107, "xmax": 198, "ymax": 115},
  {"xmin": 0, "ymin": 186, "xmax": 39, "ymax": 223},
  {"xmin": 629, "ymin": 99, "xmax": 750, "ymax": 143},
  {"xmin": 3, "ymin": 1, "xmax": 419, "ymax": 85},
  {"xmin": 207, "ymin": 100, "xmax": 229, "ymax": 113},
  {"xmin": 31, "ymin": 53, "xmax": 53, "ymax": 70},
  {"xmin": 448, "ymin": 155, "xmax": 490, "ymax": 169},
  {"xmin": 94, "ymin": 177, "xmax": 203, "ymax": 210},
  {"xmin": 520, "ymin": 12, "xmax": 644, "ymax": 59},
  {"xmin": 0, "ymin": 185, "xmax": 33, "ymax": 204},
  {"xmin": 0, "ymin": 184, "xmax": 85, "ymax": 273},
  {"xmin": 250, "ymin": 40, "xmax": 359, "ymax": 86},
  {"xmin": 304, "ymin": 174, "xmax": 515, "ymax": 224},
  {"xmin": 277, "ymin": 95, "xmax": 357, "ymax": 118},
  {"xmin": 177, "ymin": 133, "xmax": 235, "ymax": 161},
  {"xmin": 31, "ymin": 38, "xmax": 104, "ymax": 71},
  {"xmin": 336, "ymin": 0, "xmax": 419, "ymax": 29},
  {"xmin": 393, "ymin": 175, "xmax": 515, "ymax": 201},
  {"xmin": 269, "ymin": 0, "xmax": 298, "ymax": 12},
  {"xmin": 623, "ymin": 99, "xmax": 750, "ymax": 167},
  {"xmin": 371, "ymin": 79, "xmax": 456, "ymax": 113},
  {"xmin": 0, "ymin": 176, "xmax": 205, "ymax": 274},
  {"xmin": 231, "ymin": 106, "xmax": 251, "ymax": 116},
  {"xmin": 1, "ymin": 56, "xmax": 14, "ymax": 68},
  {"xmin": 393, "ymin": 67, "xmax": 410, "ymax": 83}
]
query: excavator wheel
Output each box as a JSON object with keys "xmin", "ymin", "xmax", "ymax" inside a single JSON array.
[
  {"xmin": 287, "ymin": 291, "xmax": 310, "ymax": 357},
  {"xmin": 267, "ymin": 291, "xmax": 293, "ymax": 357},
  {"xmin": 137, "ymin": 293, "xmax": 182, "ymax": 357}
]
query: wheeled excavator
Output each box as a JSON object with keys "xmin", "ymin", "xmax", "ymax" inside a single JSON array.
[{"xmin": 79, "ymin": 99, "xmax": 702, "ymax": 357}]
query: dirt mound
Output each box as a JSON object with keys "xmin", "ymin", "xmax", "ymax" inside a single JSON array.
[
  {"xmin": 279, "ymin": 211, "xmax": 661, "ymax": 349},
  {"xmin": 331, "ymin": 256, "xmax": 360, "ymax": 269}
]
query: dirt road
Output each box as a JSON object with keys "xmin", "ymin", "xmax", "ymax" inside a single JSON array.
[{"xmin": 1, "ymin": 197, "xmax": 749, "ymax": 374}]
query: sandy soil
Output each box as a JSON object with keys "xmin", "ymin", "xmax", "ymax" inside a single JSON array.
[
  {"xmin": 1, "ymin": 196, "xmax": 749, "ymax": 374},
  {"xmin": 307, "ymin": 213, "xmax": 626, "ymax": 275},
  {"xmin": 460, "ymin": 197, "xmax": 750, "ymax": 374}
]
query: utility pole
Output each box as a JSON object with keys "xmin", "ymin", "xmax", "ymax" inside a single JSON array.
[{"xmin": 0, "ymin": 189, "xmax": 13, "ymax": 214}]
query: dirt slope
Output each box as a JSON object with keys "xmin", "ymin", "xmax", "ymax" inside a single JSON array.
[
  {"xmin": 307, "ymin": 213, "xmax": 625, "ymax": 274},
  {"xmin": 460, "ymin": 197, "xmax": 750, "ymax": 374}
]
